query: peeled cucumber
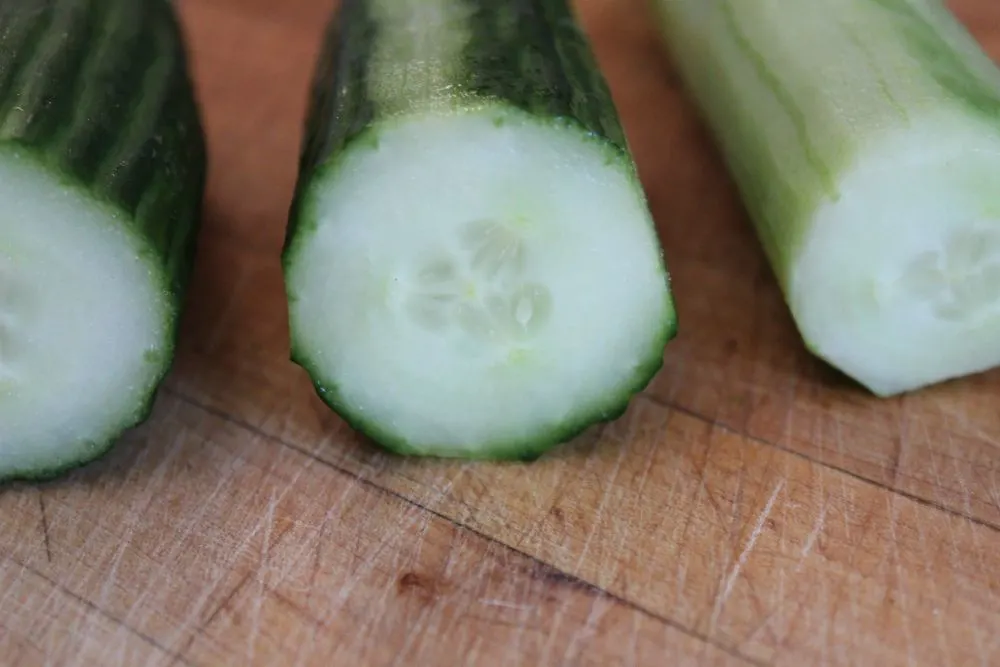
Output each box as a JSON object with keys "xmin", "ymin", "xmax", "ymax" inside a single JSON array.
[
  {"xmin": 0, "ymin": 0, "xmax": 206, "ymax": 481},
  {"xmin": 652, "ymin": 0, "xmax": 1000, "ymax": 396},
  {"xmin": 283, "ymin": 0, "xmax": 677, "ymax": 459}
]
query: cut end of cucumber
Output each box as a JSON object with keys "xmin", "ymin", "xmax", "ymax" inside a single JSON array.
[
  {"xmin": 790, "ymin": 121, "xmax": 1000, "ymax": 396},
  {"xmin": 0, "ymin": 150, "xmax": 173, "ymax": 481},
  {"xmin": 286, "ymin": 106, "xmax": 674, "ymax": 457}
]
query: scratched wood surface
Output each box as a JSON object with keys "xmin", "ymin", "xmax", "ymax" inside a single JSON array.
[{"xmin": 3, "ymin": 0, "xmax": 1000, "ymax": 665}]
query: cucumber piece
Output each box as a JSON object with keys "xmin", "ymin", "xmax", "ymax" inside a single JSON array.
[
  {"xmin": 0, "ymin": 0, "xmax": 206, "ymax": 482},
  {"xmin": 650, "ymin": 0, "xmax": 1000, "ymax": 396},
  {"xmin": 283, "ymin": 0, "xmax": 676, "ymax": 459}
]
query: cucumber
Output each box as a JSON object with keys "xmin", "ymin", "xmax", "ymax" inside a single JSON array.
[
  {"xmin": 283, "ymin": 0, "xmax": 676, "ymax": 459},
  {"xmin": 0, "ymin": 0, "xmax": 206, "ymax": 481},
  {"xmin": 650, "ymin": 0, "xmax": 1000, "ymax": 396}
]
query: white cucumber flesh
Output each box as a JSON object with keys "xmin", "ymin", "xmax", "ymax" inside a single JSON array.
[
  {"xmin": 0, "ymin": 152, "xmax": 172, "ymax": 477},
  {"xmin": 287, "ymin": 108, "xmax": 674, "ymax": 458},
  {"xmin": 794, "ymin": 121, "xmax": 1000, "ymax": 396}
]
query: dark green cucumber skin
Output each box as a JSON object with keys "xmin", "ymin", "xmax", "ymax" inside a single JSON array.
[
  {"xmin": 283, "ymin": 0, "xmax": 676, "ymax": 460},
  {"xmin": 284, "ymin": 0, "xmax": 634, "ymax": 249},
  {"xmin": 0, "ymin": 0, "xmax": 207, "ymax": 483}
]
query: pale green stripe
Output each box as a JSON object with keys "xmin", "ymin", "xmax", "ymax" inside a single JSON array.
[
  {"xmin": 0, "ymin": 0, "xmax": 86, "ymax": 138},
  {"xmin": 367, "ymin": 0, "xmax": 475, "ymax": 115}
]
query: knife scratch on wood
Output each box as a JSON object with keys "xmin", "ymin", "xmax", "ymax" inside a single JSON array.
[
  {"xmin": 949, "ymin": 431, "xmax": 982, "ymax": 527},
  {"xmin": 291, "ymin": 475, "xmax": 377, "ymax": 667},
  {"xmin": 937, "ymin": 426, "xmax": 971, "ymax": 559},
  {"xmin": 563, "ymin": 594, "xmax": 614, "ymax": 664},
  {"xmin": 571, "ymin": 424, "xmax": 630, "ymax": 576},
  {"xmin": 799, "ymin": 498, "xmax": 827, "ymax": 567},
  {"xmin": 913, "ymin": 496, "xmax": 958, "ymax": 667},
  {"xmin": 307, "ymin": 468, "xmax": 374, "ymax": 594},
  {"xmin": 244, "ymin": 487, "xmax": 283, "ymax": 665},
  {"xmin": 165, "ymin": 429, "xmax": 317, "ymax": 654},
  {"xmin": 709, "ymin": 479, "xmax": 785, "ymax": 633},
  {"xmin": 538, "ymin": 566, "xmax": 575, "ymax": 665},
  {"xmin": 886, "ymin": 495, "xmax": 918, "ymax": 667},
  {"xmin": 675, "ymin": 424, "xmax": 720, "ymax": 616},
  {"xmin": 100, "ymin": 427, "xmax": 195, "ymax": 620}
]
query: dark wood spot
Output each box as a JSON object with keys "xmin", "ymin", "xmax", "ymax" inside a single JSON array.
[{"xmin": 397, "ymin": 571, "xmax": 438, "ymax": 601}]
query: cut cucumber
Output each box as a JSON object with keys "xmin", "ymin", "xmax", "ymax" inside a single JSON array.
[
  {"xmin": 0, "ymin": 0, "xmax": 206, "ymax": 481},
  {"xmin": 283, "ymin": 0, "xmax": 676, "ymax": 459},
  {"xmin": 651, "ymin": 0, "xmax": 1000, "ymax": 396}
]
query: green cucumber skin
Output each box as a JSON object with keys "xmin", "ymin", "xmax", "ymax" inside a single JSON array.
[
  {"xmin": 284, "ymin": 0, "xmax": 676, "ymax": 459},
  {"xmin": 285, "ymin": 0, "xmax": 635, "ymax": 249},
  {"xmin": 0, "ymin": 0, "xmax": 207, "ymax": 301},
  {"xmin": 0, "ymin": 0, "xmax": 206, "ymax": 483}
]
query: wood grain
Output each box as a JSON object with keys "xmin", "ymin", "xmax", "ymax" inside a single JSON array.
[
  {"xmin": 3, "ymin": 0, "xmax": 1000, "ymax": 665},
  {"xmin": 3, "ymin": 395, "xmax": 743, "ymax": 666}
]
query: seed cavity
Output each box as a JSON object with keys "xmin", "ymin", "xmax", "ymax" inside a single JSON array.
[
  {"xmin": 461, "ymin": 218, "xmax": 526, "ymax": 281},
  {"xmin": 401, "ymin": 218, "xmax": 553, "ymax": 349},
  {"xmin": 510, "ymin": 283, "xmax": 552, "ymax": 338},
  {"xmin": 898, "ymin": 226, "xmax": 1000, "ymax": 323},
  {"xmin": 418, "ymin": 257, "xmax": 457, "ymax": 284},
  {"xmin": 456, "ymin": 302, "xmax": 496, "ymax": 340}
]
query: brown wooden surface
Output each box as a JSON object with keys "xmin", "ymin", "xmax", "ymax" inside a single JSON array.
[{"xmin": 3, "ymin": 0, "xmax": 1000, "ymax": 665}]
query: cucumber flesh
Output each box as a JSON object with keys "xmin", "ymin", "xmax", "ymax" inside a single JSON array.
[
  {"xmin": 793, "ymin": 121, "xmax": 1000, "ymax": 396},
  {"xmin": 0, "ymin": 151, "xmax": 171, "ymax": 478},
  {"xmin": 0, "ymin": 0, "xmax": 206, "ymax": 482},
  {"xmin": 288, "ymin": 108, "xmax": 672, "ymax": 457},
  {"xmin": 285, "ymin": 0, "xmax": 676, "ymax": 459}
]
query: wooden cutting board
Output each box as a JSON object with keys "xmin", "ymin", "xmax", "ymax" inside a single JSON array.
[{"xmin": 3, "ymin": 0, "xmax": 1000, "ymax": 665}]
